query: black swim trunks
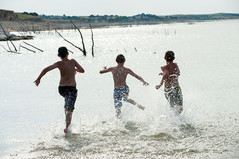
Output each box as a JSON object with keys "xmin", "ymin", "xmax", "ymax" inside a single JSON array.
[{"xmin": 58, "ymin": 86, "xmax": 77, "ymax": 112}]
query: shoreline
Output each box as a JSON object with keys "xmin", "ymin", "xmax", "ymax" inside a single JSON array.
[
  {"xmin": 0, "ymin": 19, "xmax": 238, "ymax": 41},
  {"xmin": 1, "ymin": 18, "xmax": 237, "ymax": 32}
]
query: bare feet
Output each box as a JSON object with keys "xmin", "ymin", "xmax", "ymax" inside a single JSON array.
[
  {"xmin": 64, "ymin": 128, "xmax": 72, "ymax": 137},
  {"xmin": 116, "ymin": 108, "xmax": 121, "ymax": 118},
  {"xmin": 137, "ymin": 104, "xmax": 145, "ymax": 110}
]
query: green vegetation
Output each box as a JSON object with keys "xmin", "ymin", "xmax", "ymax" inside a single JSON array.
[
  {"xmin": 39, "ymin": 13, "xmax": 239, "ymax": 23},
  {"xmin": 15, "ymin": 12, "xmax": 41, "ymax": 21}
]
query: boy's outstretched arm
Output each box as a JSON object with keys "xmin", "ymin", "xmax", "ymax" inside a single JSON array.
[
  {"xmin": 128, "ymin": 69, "xmax": 149, "ymax": 86},
  {"xmin": 155, "ymin": 78, "xmax": 164, "ymax": 89},
  {"xmin": 73, "ymin": 59, "xmax": 85, "ymax": 73},
  {"xmin": 34, "ymin": 63, "xmax": 58, "ymax": 86},
  {"xmin": 155, "ymin": 69, "xmax": 168, "ymax": 89},
  {"xmin": 99, "ymin": 66, "xmax": 112, "ymax": 74}
]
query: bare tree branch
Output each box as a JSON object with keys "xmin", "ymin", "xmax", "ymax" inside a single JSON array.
[
  {"xmin": 70, "ymin": 20, "xmax": 86, "ymax": 56},
  {"xmin": 55, "ymin": 29, "xmax": 84, "ymax": 53},
  {"xmin": 89, "ymin": 24, "xmax": 94, "ymax": 57},
  {"xmin": 23, "ymin": 41, "xmax": 43, "ymax": 52},
  {"xmin": 0, "ymin": 23, "xmax": 17, "ymax": 52},
  {"xmin": 20, "ymin": 45, "xmax": 36, "ymax": 53},
  {"xmin": 0, "ymin": 44, "xmax": 20, "ymax": 54},
  {"xmin": 6, "ymin": 41, "xmax": 13, "ymax": 52}
]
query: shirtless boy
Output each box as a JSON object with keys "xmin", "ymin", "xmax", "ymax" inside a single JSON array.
[
  {"xmin": 155, "ymin": 51, "xmax": 183, "ymax": 115},
  {"xmin": 34, "ymin": 46, "xmax": 84, "ymax": 135},
  {"xmin": 100, "ymin": 54, "xmax": 149, "ymax": 118}
]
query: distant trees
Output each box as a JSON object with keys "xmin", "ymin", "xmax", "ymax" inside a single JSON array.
[{"xmin": 23, "ymin": 12, "xmax": 39, "ymax": 17}]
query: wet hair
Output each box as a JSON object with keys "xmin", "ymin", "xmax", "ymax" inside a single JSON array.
[
  {"xmin": 58, "ymin": 47, "xmax": 68, "ymax": 58},
  {"xmin": 165, "ymin": 51, "xmax": 175, "ymax": 62},
  {"xmin": 116, "ymin": 54, "xmax": 125, "ymax": 63}
]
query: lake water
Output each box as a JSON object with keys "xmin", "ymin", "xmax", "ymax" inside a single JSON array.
[{"xmin": 0, "ymin": 20, "xmax": 239, "ymax": 159}]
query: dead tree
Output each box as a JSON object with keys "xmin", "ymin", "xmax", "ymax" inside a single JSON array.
[
  {"xmin": 0, "ymin": 23, "xmax": 17, "ymax": 52},
  {"xmin": 89, "ymin": 24, "xmax": 94, "ymax": 57},
  {"xmin": 70, "ymin": 20, "xmax": 87, "ymax": 56},
  {"xmin": 55, "ymin": 21, "xmax": 95, "ymax": 57},
  {"xmin": 55, "ymin": 29, "xmax": 84, "ymax": 54}
]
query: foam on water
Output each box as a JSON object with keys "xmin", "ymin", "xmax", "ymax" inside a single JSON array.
[{"xmin": 0, "ymin": 20, "xmax": 239, "ymax": 158}]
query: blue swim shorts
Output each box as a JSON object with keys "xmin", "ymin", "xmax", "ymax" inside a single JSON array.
[
  {"xmin": 58, "ymin": 86, "xmax": 78, "ymax": 112},
  {"xmin": 113, "ymin": 85, "xmax": 129, "ymax": 109}
]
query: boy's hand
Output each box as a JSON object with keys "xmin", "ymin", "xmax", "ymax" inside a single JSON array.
[
  {"xmin": 155, "ymin": 84, "xmax": 162, "ymax": 89},
  {"xmin": 159, "ymin": 72, "xmax": 163, "ymax": 76},
  {"xmin": 34, "ymin": 79, "xmax": 40, "ymax": 86},
  {"xmin": 75, "ymin": 68, "xmax": 79, "ymax": 74},
  {"xmin": 143, "ymin": 81, "xmax": 149, "ymax": 86}
]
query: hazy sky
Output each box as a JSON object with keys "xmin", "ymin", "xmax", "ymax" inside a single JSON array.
[{"xmin": 1, "ymin": 0, "xmax": 239, "ymax": 16}]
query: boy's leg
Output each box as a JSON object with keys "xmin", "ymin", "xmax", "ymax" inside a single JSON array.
[
  {"xmin": 63, "ymin": 89, "xmax": 77, "ymax": 132},
  {"xmin": 64, "ymin": 109, "xmax": 72, "ymax": 132},
  {"xmin": 127, "ymin": 98, "xmax": 145, "ymax": 110},
  {"xmin": 114, "ymin": 88, "xmax": 123, "ymax": 118},
  {"xmin": 174, "ymin": 86, "xmax": 183, "ymax": 115},
  {"xmin": 174, "ymin": 105, "xmax": 183, "ymax": 115},
  {"xmin": 116, "ymin": 108, "xmax": 121, "ymax": 118},
  {"xmin": 65, "ymin": 109, "xmax": 72, "ymax": 129}
]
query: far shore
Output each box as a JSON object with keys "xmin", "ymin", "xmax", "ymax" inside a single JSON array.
[
  {"xmin": 1, "ymin": 18, "xmax": 236, "ymax": 33},
  {"xmin": 0, "ymin": 20, "xmax": 166, "ymax": 32},
  {"xmin": 0, "ymin": 18, "xmax": 238, "ymax": 41}
]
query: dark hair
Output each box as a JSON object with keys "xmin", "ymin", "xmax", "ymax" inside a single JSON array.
[
  {"xmin": 116, "ymin": 54, "xmax": 125, "ymax": 63},
  {"xmin": 58, "ymin": 47, "xmax": 68, "ymax": 58},
  {"xmin": 165, "ymin": 51, "xmax": 175, "ymax": 62}
]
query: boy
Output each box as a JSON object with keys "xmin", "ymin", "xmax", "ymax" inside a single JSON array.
[
  {"xmin": 34, "ymin": 46, "xmax": 84, "ymax": 135},
  {"xmin": 100, "ymin": 54, "xmax": 149, "ymax": 118},
  {"xmin": 155, "ymin": 51, "xmax": 183, "ymax": 115}
]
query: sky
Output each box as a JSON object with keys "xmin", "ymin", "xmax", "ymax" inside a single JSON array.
[{"xmin": 1, "ymin": 0, "xmax": 239, "ymax": 16}]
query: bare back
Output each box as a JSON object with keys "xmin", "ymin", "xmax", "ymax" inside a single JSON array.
[
  {"xmin": 57, "ymin": 59, "xmax": 77, "ymax": 87},
  {"xmin": 111, "ymin": 66, "xmax": 130, "ymax": 88},
  {"xmin": 163, "ymin": 62, "xmax": 180, "ymax": 87}
]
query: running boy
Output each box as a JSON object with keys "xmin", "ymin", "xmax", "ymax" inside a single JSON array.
[
  {"xmin": 100, "ymin": 54, "xmax": 149, "ymax": 118},
  {"xmin": 155, "ymin": 51, "xmax": 183, "ymax": 115},
  {"xmin": 34, "ymin": 46, "xmax": 85, "ymax": 135}
]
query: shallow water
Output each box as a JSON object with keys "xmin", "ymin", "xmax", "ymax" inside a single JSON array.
[{"xmin": 0, "ymin": 20, "xmax": 239, "ymax": 158}]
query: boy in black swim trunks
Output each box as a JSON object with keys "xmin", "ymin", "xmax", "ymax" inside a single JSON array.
[
  {"xmin": 100, "ymin": 54, "xmax": 149, "ymax": 118},
  {"xmin": 34, "ymin": 47, "xmax": 85, "ymax": 135},
  {"xmin": 155, "ymin": 51, "xmax": 183, "ymax": 115}
]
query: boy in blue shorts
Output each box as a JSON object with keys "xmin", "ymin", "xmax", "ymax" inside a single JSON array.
[
  {"xmin": 155, "ymin": 51, "xmax": 183, "ymax": 115},
  {"xmin": 100, "ymin": 54, "xmax": 149, "ymax": 118},
  {"xmin": 34, "ymin": 47, "xmax": 85, "ymax": 135}
]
